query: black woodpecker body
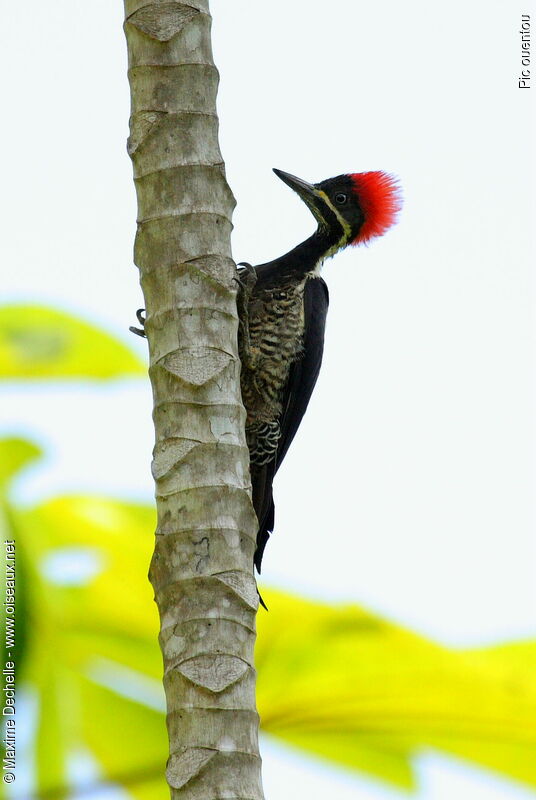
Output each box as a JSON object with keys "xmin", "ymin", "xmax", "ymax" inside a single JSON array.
[{"xmin": 238, "ymin": 168, "xmax": 401, "ymax": 573}]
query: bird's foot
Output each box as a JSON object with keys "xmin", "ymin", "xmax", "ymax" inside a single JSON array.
[
  {"xmin": 234, "ymin": 262, "xmax": 258, "ymax": 295},
  {"xmin": 129, "ymin": 308, "xmax": 146, "ymax": 338}
]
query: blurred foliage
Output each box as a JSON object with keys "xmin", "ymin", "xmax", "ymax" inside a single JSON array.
[
  {"xmin": 0, "ymin": 305, "xmax": 145, "ymax": 378},
  {"xmin": 2, "ymin": 439, "xmax": 536, "ymax": 799},
  {"xmin": 0, "ymin": 436, "xmax": 41, "ymax": 493},
  {"xmin": 257, "ymin": 593, "xmax": 536, "ymax": 790},
  {"xmin": 1, "ymin": 306, "xmax": 535, "ymax": 798}
]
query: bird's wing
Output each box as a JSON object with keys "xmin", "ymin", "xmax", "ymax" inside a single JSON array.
[
  {"xmin": 276, "ymin": 276, "xmax": 329, "ymax": 470},
  {"xmin": 253, "ymin": 277, "xmax": 329, "ymax": 572}
]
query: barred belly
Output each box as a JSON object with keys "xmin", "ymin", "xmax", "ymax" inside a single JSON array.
[{"xmin": 241, "ymin": 278, "xmax": 306, "ymax": 465}]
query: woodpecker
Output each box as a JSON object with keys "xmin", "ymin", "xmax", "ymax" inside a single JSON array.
[
  {"xmin": 238, "ymin": 168, "xmax": 401, "ymax": 574},
  {"xmin": 130, "ymin": 168, "xmax": 401, "ymax": 577}
]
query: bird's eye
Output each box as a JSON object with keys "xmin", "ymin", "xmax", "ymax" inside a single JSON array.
[{"xmin": 334, "ymin": 192, "xmax": 347, "ymax": 205}]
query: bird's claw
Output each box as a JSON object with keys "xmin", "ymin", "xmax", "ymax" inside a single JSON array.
[
  {"xmin": 129, "ymin": 326, "xmax": 146, "ymax": 337},
  {"xmin": 129, "ymin": 308, "xmax": 147, "ymax": 338},
  {"xmin": 234, "ymin": 262, "xmax": 258, "ymax": 294}
]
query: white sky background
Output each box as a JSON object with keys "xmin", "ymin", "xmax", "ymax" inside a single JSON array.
[{"xmin": 1, "ymin": 0, "xmax": 536, "ymax": 798}]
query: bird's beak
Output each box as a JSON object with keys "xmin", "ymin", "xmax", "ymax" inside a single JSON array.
[{"xmin": 273, "ymin": 168, "xmax": 318, "ymax": 203}]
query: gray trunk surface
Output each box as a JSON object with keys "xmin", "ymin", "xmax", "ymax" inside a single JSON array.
[{"xmin": 123, "ymin": 2, "xmax": 264, "ymax": 797}]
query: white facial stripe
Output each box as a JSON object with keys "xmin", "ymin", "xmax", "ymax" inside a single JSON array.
[
  {"xmin": 316, "ymin": 190, "xmax": 353, "ymax": 242},
  {"xmin": 306, "ymin": 189, "xmax": 354, "ymax": 277}
]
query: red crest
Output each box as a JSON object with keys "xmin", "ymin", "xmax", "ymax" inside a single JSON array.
[{"xmin": 349, "ymin": 172, "xmax": 402, "ymax": 245}]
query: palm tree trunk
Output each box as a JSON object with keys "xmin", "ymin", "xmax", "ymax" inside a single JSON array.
[{"xmin": 123, "ymin": 2, "xmax": 264, "ymax": 797}]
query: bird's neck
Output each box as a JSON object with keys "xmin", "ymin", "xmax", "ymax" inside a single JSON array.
[{"xmin": 266, "ymin": 228, "xmax": 343, "ymax": 281}]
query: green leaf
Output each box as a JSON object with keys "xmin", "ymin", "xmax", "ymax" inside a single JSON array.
[
  {"xmin": 14, "ymin": 492, "xmax": 162, "ymax": 799},
  {"xmin": 15, "ymin": 494, "xmax": 160, "ymax": 703},
  {"xmin": 78, "ymin": 677, "xmax": 167, "ymax": 800},
  {"xmin": 0, "ymin": 438, "xmax": 40, "ymax": 689},
  {"xmin": 11, "ymin": 483, "xmax": 536, "ymax": 797},
  {"xmin": 0, "ymin": 305, "xmax": 145, "ymax": 379},
  {"xmin": 34, "ymin": 661, "xmax": 69, "ymax": 799},
  {"xmin": 0, "ymin": 436, "xmax": 42, "ymax": 493},
  {"xmin": 256, "ymin": 589, "xmax": 536, "ymax": 789}
]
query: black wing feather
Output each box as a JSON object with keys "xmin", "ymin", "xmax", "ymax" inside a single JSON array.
[{"xmin": 253, "ymin": 277, "xmax": 329, "ymax": 571}]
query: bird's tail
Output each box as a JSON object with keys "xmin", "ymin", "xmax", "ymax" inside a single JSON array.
[{"xmin": 250, "ymin": 461, "xmax": 276, "ymax": 574}]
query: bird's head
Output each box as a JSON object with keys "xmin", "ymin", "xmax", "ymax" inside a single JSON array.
[{"xmin": 273, "ymin": 168, "xmax": 401, "ymax": 252}]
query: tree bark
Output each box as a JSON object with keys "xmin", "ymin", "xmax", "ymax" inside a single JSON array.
[{"xmin": 123, "ymin": 2, "xmax": 264, "ymax": 798}]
